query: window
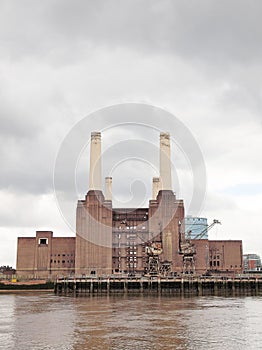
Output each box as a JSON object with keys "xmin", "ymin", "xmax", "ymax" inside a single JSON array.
[{"xmin": 39, "ymin": 238, "xmax": 48, "ymax": 245}]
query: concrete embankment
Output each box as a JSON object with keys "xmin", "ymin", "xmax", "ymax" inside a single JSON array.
[{"xmin": 55, "ymin": 276, "xmax": 262, "ymax": 296}]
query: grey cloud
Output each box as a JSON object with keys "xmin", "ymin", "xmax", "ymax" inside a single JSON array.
[
  {"xmin": 203, "ymin": 192, "xmax": 238, "ymax": 213},
  {"xmin": 0, "ymin": 136, "xmax": 53, "ymax": 194},
  {"xmin": 0, "ymin": 99, "xmax": 40, "ymax": 139},
  {"xmin": 1, "ymin": 0, "xmax": 262, "ymax": 65}
]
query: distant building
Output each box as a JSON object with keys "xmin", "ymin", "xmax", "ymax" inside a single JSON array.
[
  {"xmin": 243, "ymin": 254, "xmax": 261, "ymax": 271},
  {"xmin": 0, "ymin": 265, "xmax": 16, "ymax": 279},
  {"xmin": 185, "ymin": 216, "xmax": 208, "ymax": 239}
]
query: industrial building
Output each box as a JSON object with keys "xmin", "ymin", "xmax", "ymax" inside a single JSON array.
[
  {"xmin": 243, "ymin": 254, "xmax": 261, "ymax": 271},
  {"xmin": 16, "ymin": 132, "xmax": 243, "ymax": 279}
]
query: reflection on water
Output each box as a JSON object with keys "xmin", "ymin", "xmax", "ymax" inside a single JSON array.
[{"xmin": 0, "ymin": 292, "xmax": 261, "ymax": 349}]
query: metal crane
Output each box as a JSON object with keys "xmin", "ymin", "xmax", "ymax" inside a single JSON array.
[
  {"xmin": 179, "ymin": 219, "xmax": 221, "ymax": 274},
  {"xmin": 119, "ymin": 218, "xmax": 166, "ymax": 277}
]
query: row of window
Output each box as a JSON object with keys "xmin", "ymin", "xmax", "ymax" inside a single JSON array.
[
  {"xmin": 50, "ymin": 253, "xmax": 74, "ymax": 257},
  {"xmin": 113, "ymin": 213, "xmax": 148, "ymax": 219},
  {"xmin": 51, "ymin": 259, "xmax": 74, "ymax": 264},
  {"xmin": 210, "ymin": 255, "xmax": 220, "ymax": 260},
  {"xmin": 127, "ymin": 263, "xmax": 137, "ymax": 268},
  {"xmin": 210, "ymin": 261, "xmax": 242, "ymax": 268},
  {"xmin": 115, "ymin": 226, "xmax": 147, "ymax": 231}
]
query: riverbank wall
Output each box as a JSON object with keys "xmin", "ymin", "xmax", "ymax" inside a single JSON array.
[{"xmin": 54, "ymin": 276, "xmax": 262, "ymax": 296}]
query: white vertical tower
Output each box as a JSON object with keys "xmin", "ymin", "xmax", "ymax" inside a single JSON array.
[
  {"xmin": 105, "ymin": 176, "xmax": 112, "ymax": 200},
  {"xmin": 89, "ymin": 131, "xmax": 102, "ymax": 190},
  {"xmin": 159, "ymin": 132, "xmax": 172, "ymax": 191},
  {"xmin": 152, "ymin": 177, "xmax": 161, "ymax": 199}
]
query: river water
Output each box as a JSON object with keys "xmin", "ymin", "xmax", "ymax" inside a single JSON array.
[{"xmin": 0, "ymin": 292, "xmax": 261, "ymax": 350}]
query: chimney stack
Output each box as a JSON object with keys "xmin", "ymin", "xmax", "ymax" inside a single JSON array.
[
  {"xmin": 152, "ymin": 177, "xmax": 161, "ymax": 199},
  {"xmin": 89, "ymin": 131, "xmax": 102, "ymax": 190},
  {"xmin": 105, "ymin": 177, "xmax": 112, "ymax": 200},
  {"xmin": 159, "ymin": 132, "xmax": 172, "ymax": 191}
]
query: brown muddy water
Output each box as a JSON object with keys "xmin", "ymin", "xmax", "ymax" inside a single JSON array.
[{"xmin": 0, "ymin": 292, "xmax": 261, "ymax": 349}]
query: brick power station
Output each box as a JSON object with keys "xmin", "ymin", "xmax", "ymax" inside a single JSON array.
[{"xmin": 16, "ymin": 132, "xmax": 243, "ymax": 279}]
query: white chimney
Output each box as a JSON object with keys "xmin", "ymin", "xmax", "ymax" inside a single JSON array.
[
  {"xmin": 159, "ymin": 132, "xmax": 172, "ymax": 191},
  {"xmin": 89, "ymin": 131, "xmax": 102, "ymax": 190},
  {"xmin": 105, "ymin": 177, "xmax": 112, "ymax": 200},
  {"xmin": 152, "ymin": 177, "xmax": 161, "ymax": 199}
]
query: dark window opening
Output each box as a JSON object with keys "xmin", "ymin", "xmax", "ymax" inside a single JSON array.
[
  {"xmin": 91, "ymin": 270, "xmax": 96, "ymax": 275},
  {"xmin": 39, "ymin": 238, "xmax": 47, "ymax": 245}
]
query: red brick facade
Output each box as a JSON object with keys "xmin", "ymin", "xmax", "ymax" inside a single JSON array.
[
  {"xmin": 16, "ymin": 191, "xmax": 243, "ymax": 279},
  {"xmin": 16, "ymin": 231, "xmax": 75, "ymax": 279}
]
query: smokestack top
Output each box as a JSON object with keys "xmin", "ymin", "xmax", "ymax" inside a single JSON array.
[
  {"xmin": 91, "ymin": 131, "xmax": 101, "ymax": 139},
  {"xmin": 105, "ymin": 176, "xmax": 112, "ymax": 201},
  {"xmin": 160, "ymin": 132, "xmax": 170, "ymax": 140}
]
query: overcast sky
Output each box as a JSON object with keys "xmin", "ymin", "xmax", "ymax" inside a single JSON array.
[{"xmin": 1, "ymin": 0, "xmax": 262, "ymax": 267}]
